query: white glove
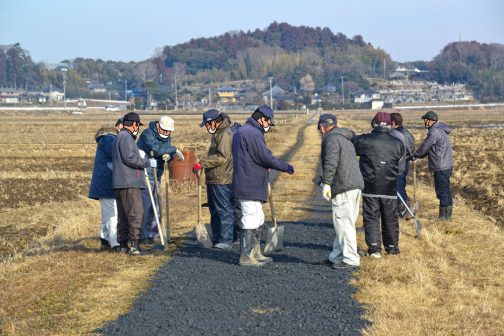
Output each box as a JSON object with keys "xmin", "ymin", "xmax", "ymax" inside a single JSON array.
[
  {"xmin": 162, "ymin": 153, "xmax": 170, "ymax": 161},
  {"xmin": 139, "ymin": 150, "xmax": 146, "ymax": 159},
  {"xmin": 149, "ymin": 158, "xmax": 157, "ymax": 168},
  {"xmin": 322, "ymin": 184, "xmax": 332, "ymax": 202},
  {"xmin": 175, "ymin": 149, "xmax": 184, "ymax": 161}
]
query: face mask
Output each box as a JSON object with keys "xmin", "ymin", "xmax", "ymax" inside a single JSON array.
[
  {"xmin": 133, "ymin": 130, "xmax": 139, "ymax": 136},
  {"xmin": 263, "ymin": 125, "xmax": 270, "ymax": 133},
  {"xmin": 207, "ymin": 128, "xmax": 217, "ymax": 134},
  {"xmin": 159, "ymin": 133, "xmax": 169, "ymax": 139}
]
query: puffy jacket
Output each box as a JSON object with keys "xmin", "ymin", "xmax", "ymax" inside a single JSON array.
[
  {"xmin": 396, "ymin": 126, "xmax": 415, "ymax": 161},
  {"xmin": 89, "ymin": 128, "xmax": 116, "ymax": 199},
  {"xmin": 137, "ymin": 121, "xmax": 177, "ymax": 178},
  {"xmin": 314, "ymin": 127, "xmax": 364, "ymax": 197},
  {"xmin": 232, "ymin": 117, "xmax": 290, "ymax": 202},
  {"xmin": 415, "ymin": 121, "xmax": 453, "ymax": 171},
  {"xmin": 353, "ymin": 126, "xmax": 404, "ymax": 197},
  {"xmin": 112, "ymin": 128, "xmax": 150, "ymax": 189},
  {"xmin": 200, "ymin": 114, "xmax": 233, "ymax": 185}
]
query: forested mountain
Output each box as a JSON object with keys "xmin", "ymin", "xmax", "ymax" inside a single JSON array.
[{"xmin": 1, "ymin": 23, "xmax": 503, "ymax": 102}]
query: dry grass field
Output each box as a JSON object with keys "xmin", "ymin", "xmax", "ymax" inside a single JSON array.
[{"xmin": 0, "ymin": 107, "xmax": 503, "ymax": 335}]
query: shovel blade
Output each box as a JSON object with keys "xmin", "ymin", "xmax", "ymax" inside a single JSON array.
[
  {"xmin": 414, "ymin": 218, "xmax": 422, "ymax": 236},
  {"xmin": 195, "ymin": 223, "xmax": 213, "ymax": 248},
  {"xmin": 264, "ymin": 225, "xmax": 285, "ymax": 253}
]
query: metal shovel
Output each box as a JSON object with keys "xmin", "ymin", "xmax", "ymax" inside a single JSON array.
[
  {"xmin": 397, "ymin": 192, "xmax": 422, "ymax": 236},
  {"xmin": 163, "ymin": 158, "xmax": 171, "ymax": 243},
  {"xmin": 144, "ymin": 168, "xmax": 165, "ymax": 250},
  {"xmin": 195, "ymin": 171, "xmax": 213, "ymax": 248},
  {"xmin": 264, "ymin": 182, "xmax": 285, "ymax": 252}
]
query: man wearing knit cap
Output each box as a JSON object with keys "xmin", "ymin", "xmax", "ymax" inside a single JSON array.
[{"xmin": 353, "ymin": 112, "xmax": 404, "ymax": 258}]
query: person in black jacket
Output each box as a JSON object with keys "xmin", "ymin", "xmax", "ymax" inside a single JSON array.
[
  {"xmin": 353, "ymin": 112, "xmax": 404, "ymax": 258},
  {"xmin": 391, "ymin": 113, "xmax": 416, "ymax": 219}
]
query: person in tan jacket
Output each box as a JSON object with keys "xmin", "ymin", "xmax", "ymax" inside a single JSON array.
[{"xmin": 192, "ymin": 109, "xmax": 235, "ymax": 249}]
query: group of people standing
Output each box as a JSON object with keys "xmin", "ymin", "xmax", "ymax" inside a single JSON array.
[
  {"xmin": 317, "ymin": 110, "xmax": 453, "ymax": 269},
  {"xmin": 89, "ymin": 106, "xmax": 453, "ymax": 269}
]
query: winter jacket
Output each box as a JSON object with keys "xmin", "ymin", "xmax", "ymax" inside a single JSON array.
[
  {"xmin": 89, "ymin": 128, "xmax": 116, "ymax": 199},
  {"xmin": 112, "ymin": 128, "xmax": 150, "ymax": 189},
  {"xmin": 137, "ymin": 121, "xmax": 177, "ymax": 178},
  {"xmin": 396, "ymin": 126, "xmax": 415, "ymax": 161},
  {"xmin": 353, "ymin": 126, "xmax": 404, "ymax": 197},
  {"xmin": 415, "ymin": 121, "xmax": 453, "ymax": 171},
  {"xmin": 200, "ymin": 114, "xmax": 233, "ymax": 185},
  {"xmin": 314, "ymin": 127, "xmax": 364, "ymax": 197},
  {"xmin": 232, "ymin": 117, "xmax": 290, "ymax": 202}
]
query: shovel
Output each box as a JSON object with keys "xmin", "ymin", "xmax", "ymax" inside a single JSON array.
[
  {"xmin": 397, "ymin": 192, "xmax": 422, "ymax": 236},
  {"xmin": 195, "ymin": 171, "xmax": 213, "ymax": 248},
  {"xmin": 412, "ymin": 160, "xmax": 419, "ymax": 213},
  {"xmin": 151, "ymin": 152, "xmax": 169, "ymax": 245},
  {"xmin": 144, "ymin": 168, "xmax": 165, "ymax": 250},
  {"xmin": 163, "ymin": 158, "xmax": 171, "ymax": 243},
  {"xmin": 264, "ymin": 182, "xmax": 285, "ymax": 253}
]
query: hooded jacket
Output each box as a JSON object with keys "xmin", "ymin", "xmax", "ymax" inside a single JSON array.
[
  {"xmin": 232, "ymin": 117, "xmax": 290, "ymax": 202},
  {"xmin": 112, "ymin": 128, "xmax": 150, "ymax": 189},
  {"xmin": 353, "ymin": 126, "xmax": 404, "ymax": 197},
  {"xmin": 89, "ymin": 127, "xmax": 116, "ymax": 199},
  {"xmin": 314, "ymin": 127, "xmax": 364, "ymax": 197},
  {"xmin": 200, "ymin": 113, "xmax": 233, "ymax": 185},
  {"xmin": 137, "ymin": 121, "xmax": 177, "ymax": 177},
  {"xmin": 415, "ymin": 121, "xmax": 453, "ymax": 171}
]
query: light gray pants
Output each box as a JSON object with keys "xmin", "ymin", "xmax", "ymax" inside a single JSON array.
[
  {"xmin": 99, "ymin": 198, "xmax": 118, "ymax": 247},
  {"xmin": 329, "ymin": 189, "xmax": 361, "ymax": 266}
]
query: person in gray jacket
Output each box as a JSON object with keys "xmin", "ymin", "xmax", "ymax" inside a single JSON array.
[
  {"xmin": 313, "ymin": 114, "xmax": 364, "ymax": 269},
  {"xmin": 414, "ymin": 111, "xmax": 453, "ymax": 221},
  {"xmin": 112, "ymin": 112, "xmax": 157, "ymax": 255}
]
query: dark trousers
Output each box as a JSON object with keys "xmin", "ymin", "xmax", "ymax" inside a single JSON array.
[
  {"xmin": 207, "ymin": 184, "xmax": 234, "ymax": 245},
  {"xmin": 115, "ymin": 188, "xmax": 144, "ymax": 243},
  {"xmin": 397, "ymin": 161, "xmax": 410, "ymax": 204},
  {"xmin": 232, "ymin": 198, "xmax": 242, "ymax": 242},
  {"xmin": 434, "ymin": 169, "xmax": 453, "ymax": 207},
  {"xmin": 363, "ymin": 196, "xmax": 399, "ymax": 254}
]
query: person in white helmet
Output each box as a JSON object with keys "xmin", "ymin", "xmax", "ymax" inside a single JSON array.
[{"xmin": 137, "ymin": 116, "xmax": 184, "ymax": 243}]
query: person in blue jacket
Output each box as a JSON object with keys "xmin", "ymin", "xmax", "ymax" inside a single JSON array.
[
  {"xmin": 232, "ymin": 105, "xmax": 295, "ymax": 266},
  {"xmin": 137, "ymin": 116, "xmax": 184, "ymax": 243},
  {"xmin": 88, "ymin": 118, "xmax": 123, "ymax": 251}
]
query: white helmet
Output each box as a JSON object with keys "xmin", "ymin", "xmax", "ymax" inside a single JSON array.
[{"xmin": 159, "ymin": 116, "xmax": 175, "ymax": 131}]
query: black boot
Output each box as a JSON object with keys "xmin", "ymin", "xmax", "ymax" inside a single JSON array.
[
  {"xmin": 446, "ymin": 206, "xmax": 452, "ymax": 221},
  {"xmin": 239, "ymin": 229, "xmax": 265, "ymax": 266},
  {"xmin": 439, "ymin": 206, "xmax": 448, "ymax": 221},
  {"xmin": 253, "ymin": 228, "xmax": 272, "ymax": 264}
]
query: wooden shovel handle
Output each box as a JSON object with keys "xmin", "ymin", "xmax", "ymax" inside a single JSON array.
[{"xmin": 197, "ymin": 171, "xmax": 202, "ymax": 223}]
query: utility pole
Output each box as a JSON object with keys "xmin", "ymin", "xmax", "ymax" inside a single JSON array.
[
  {"xmin": 269, "ymin": 77, "xmax": 273, "ymax": 109},
  {"xmin": 208, "ymin": 87, "xmax": 212, "ymax": 107},
  {"xmin": 341, "ymin": 76, "xmax": 345, "ymax": 106},
  {"xmin": 383, "ymin": 58, "xmax": 386, "ymax": 79},
  {"xmin": 174, "ymin": 72, "xmax": 178, "ymax": 108},
  {"xmin": 124, "ymin": 79, "xmax": 127, "ymax": 103}
]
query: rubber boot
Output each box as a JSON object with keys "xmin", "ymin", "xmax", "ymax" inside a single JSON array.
[
  {"xmin": 446, "ymin": 206, "xmax": 452, "ymax": 221},
  {"xmin": 239, "ymin": 229, "xmax": 265, "ymax": 266},
  {"xmin": 253, "ymin": 228, "xmax": 272, "ymax": 264},
  {"xmin": 439, "ymin": 206, "xmax": 448, "ymax": 221}
]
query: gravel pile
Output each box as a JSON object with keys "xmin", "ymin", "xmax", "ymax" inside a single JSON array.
[{"xmin": 99, "ymin": 196, "xmax": 368, "ymax": 335}]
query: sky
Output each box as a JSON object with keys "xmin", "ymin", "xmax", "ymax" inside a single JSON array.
[{"xmin": 0, "ymin": 0, "xmax": 503, "ymax": 64}]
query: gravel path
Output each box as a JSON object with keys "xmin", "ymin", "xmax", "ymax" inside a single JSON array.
[{"xmin": 99, "ymin": 193, "xmax": 368, "ymax": 335}]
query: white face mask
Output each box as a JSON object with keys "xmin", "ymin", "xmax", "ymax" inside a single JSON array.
[
  {"xmin": 207, "ymin": 128, "xmax": 217, "ymax": 134},
  {"xmin": 133, "ymin": 130, "xmax": 138, "ymax": 136},
  {"xmin": 263, "ymin": 125, "xmax": 270, "ymax": 133},
  {"xmin": 159, "ymin": 133, "xmax": 170, "ymax": 139}
]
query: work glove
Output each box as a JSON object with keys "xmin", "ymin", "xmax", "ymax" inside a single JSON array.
[
  {"xmin": 286, "ymin": 164, "xmax": 295, "ymax": 175},
  {"xmin": 322, "ymin": 184, "xmax": 332, "ymax": 202},
  {"xmin": 175, "ymin": 149, "xmax": 185, "ymax": 161},
  {"xmin": 162, "ymin": 153, "xmax": 170, "ymax": 161},
  {"xmin": 192, "ymin": 162, "xmax": 203, "ymax": 174},
  {"xmin": 139, "ymin": 150, "xmax": 146, "ymax": 159},
  {"xmin": 149, "ymin": 158, "xmax": 157, "ymax": 168}
]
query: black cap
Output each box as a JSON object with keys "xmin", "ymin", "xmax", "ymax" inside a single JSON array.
[
  {"xmin": 199, "ymin": 109, "xmax": 220, "ymax": 127},
  {"xmin": 123, "ymin": 112, "xmax": 144, "ymax": 126},
  {"xmin": 421, "ymin": 111, "xmax": 438, "ymax": 121},
  {"xmin": 318, "ymin": 113, "xmax": 337, "ymax": 126}
]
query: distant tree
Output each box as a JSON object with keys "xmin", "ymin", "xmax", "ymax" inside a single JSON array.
[{"xmin": 299, "ymin": 74, "xmax": 315, "ymax": 92}]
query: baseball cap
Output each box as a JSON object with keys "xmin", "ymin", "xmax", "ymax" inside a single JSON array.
[
  {"xmin": 421, "ymin": 111, "xmax": 438, "ymax": 121},
  {"xmin": 122, "ymin": 112, "xmax": 143, "ymax": 126},
  {"xmin": 254, "ymin": 105, "xmax": 276, "ymax": 125},
  {"xmin": 318, "ymin": 113, "xmax": 337, "ymax": 126},
  {"xmin": 199, "ymin": 109, "xmax": 220, "ymax": 127},
  {"xmin": 159, "ymin": 116, "xmax": 175, "ymax": 131}
]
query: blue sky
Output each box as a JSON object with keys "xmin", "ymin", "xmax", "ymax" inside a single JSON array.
[{"xmin": 0, "ymin": 0, "xmax": 502, "ymax": 63}]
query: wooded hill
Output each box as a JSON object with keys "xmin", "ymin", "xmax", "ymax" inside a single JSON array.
[{"xmin": 1, "ymin": 22, "xmax": 503, "ymax": 102}]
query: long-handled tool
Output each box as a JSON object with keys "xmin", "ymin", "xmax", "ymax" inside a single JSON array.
[
  {"xmin": 264, "ymin": 182, "xmax": 285, "ymax": 252},
  {"xmin": 195, "ymin": 171, "xmax": 213, "ymax": 248},
  {"xmin": 151, "ymin": 152, "xmax": 168, "ymax": 245},
  {"xmin": 397, "ymin": 192, "xmax": 422, "ymax": 236},
  {"xmin": 144, "ymin": 168, "xmax": 165, "ymax": 249},
  {"xmin": 163, "ymin": 158, "xmax": 171, "ymax": 243},
  {"xmin": 411, "ymin": 160, "xmax": 419, "ymax": 213}
]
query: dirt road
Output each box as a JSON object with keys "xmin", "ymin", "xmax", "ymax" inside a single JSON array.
[{"xmin": 98, "ymin": 120, "xmax": 368, "ymax": 335}]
